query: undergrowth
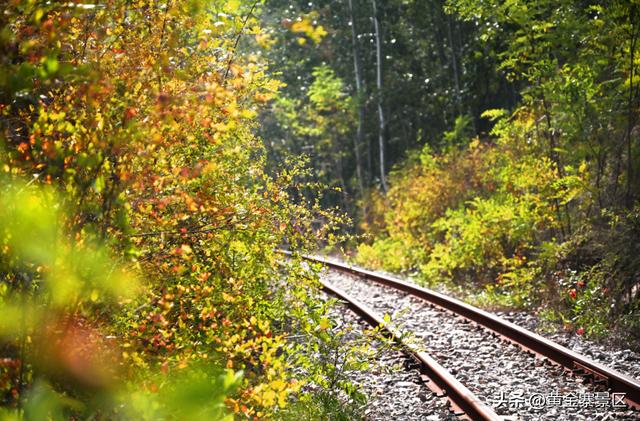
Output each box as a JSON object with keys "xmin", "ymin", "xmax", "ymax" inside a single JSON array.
[{"xmin": 356, "ymin": 111, "xmax": 640, "ymax": 350}]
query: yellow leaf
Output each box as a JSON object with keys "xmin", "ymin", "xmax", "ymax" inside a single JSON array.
[
  {"xmin": 241, "ymin": 109, "xmax": 256, "ymax": 119},
  {"xmin": 262, "ymin": 389, "xmax": 276, "ymax": 406},
  {"xmin": 224, "ymin": 0, "xmax": 241, "ymax": 13},
  {"xmin": 291, "ymin": 19, "xmax": 312, "ymax": 34},
  {"xmin": 255, "ymin": 33, "xmax": 274, "ymax": 49},
  {"xmin": 578, "ymin": 161, "xmax": 587, "ymax": 174},
  {"xmin": 318, "ymin": 317, "xmax": 330, "ymax": 330}
]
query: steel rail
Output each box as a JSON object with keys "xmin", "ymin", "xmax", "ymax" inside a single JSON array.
[
  {"xmin": 320, "ymin": 280, "xmax": 502, "ymax": 421},
  {"xmin": 292, "ymin": 252, "xmax": 640, "ymax": 411}
]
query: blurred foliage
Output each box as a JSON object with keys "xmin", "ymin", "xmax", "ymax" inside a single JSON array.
[
  {"xmin": 269, "ymin": 64, "xmax": 353, "ymax": 210},
  {"xmin": 0, "ymin": 0, "xmax": 362, "ymax": 419},
  {"xmin": 258, "ymin": 0, "xmax": 517, "ymax": 218}
]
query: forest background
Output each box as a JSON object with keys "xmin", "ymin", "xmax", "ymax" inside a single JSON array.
[{"xmin": 260, "ymin": 0, "xmax": 640, "ymax": 346}]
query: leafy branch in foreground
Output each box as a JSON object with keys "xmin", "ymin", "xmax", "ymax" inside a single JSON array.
[{"xmin": 0, "ymin": 0, "xmax": 352, "ymax": 419}]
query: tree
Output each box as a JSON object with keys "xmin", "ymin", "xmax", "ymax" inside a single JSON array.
[
  {"xmin": 347, "ymin": 0, "xmax": 367, "ymax": 204},
  {"xmin": 371, "ymin": 0, "xmax": 388, "ymax": 192},
  {"xmin": 0, "ymin": 1, "xmax": 342, "ymax": 417}
]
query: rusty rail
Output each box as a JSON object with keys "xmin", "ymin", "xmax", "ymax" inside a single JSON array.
[
  {"xmin": 295, "ymin": 252, "xmax": 640, "ymax": 411},
  {"xmin": 320, "ymin": 280, "xmax": 502, "ymax": 421}
]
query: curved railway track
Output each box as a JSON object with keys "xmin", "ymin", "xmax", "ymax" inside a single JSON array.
[
  {"xmin": 285, "ymin": 251, "xmax": 640, "ymax": 420},
  {"xmin": 321, "ymin": 280, "xmax": 501, "ymax": 421}
]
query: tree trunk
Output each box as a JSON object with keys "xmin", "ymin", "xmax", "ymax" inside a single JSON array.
[
  {"xmin": 625, "ymin": 6, "xmax": 639, "ymax": 208},
  {"xmin": 347, "ymin": 0, "xmax": 367, "ymax": 202},
  {"xmin": 446, "ymin": 13, "xmax": 462, "ymax": 114},
  {"xmin": 372, "ymin": 0, "xmax": 388, "ymax": 192}
]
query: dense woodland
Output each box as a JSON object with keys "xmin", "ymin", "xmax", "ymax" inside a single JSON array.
[
  {"xmin": 259, "ymin": 0, "xmax": 640, "ymax": 343},
  {"xmin": 1, "ymin": 0, "xmax": 640, "ymax": 419}
]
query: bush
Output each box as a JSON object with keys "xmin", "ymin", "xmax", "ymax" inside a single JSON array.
[
  {"xmin": 357, "ymin": 107, "xmax": 640, "ymax": 347},
  {"xmin": 0, "ymin": 1, "xmax": 352, "ymax": 418},
  {"xmin": 550, "ymin": 207, "xmax": 640, "ymax": 344}
]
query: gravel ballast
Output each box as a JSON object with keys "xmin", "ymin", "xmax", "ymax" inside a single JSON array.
[
  {"xmin": 323, "ymin": 269, "xmax": 640, "ymax": 420},
  {"xmin": 323, "ymin": 300, "xmax": 456, "ymax": 420},
  {"xmin": 497, "ymin": 310, "xmax": 640, "ymax": 382}
]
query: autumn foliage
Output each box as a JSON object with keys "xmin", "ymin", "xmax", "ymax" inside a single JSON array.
[{"xmin": 0, "ymin": 0, "xmax": 336, "ymax": 418}]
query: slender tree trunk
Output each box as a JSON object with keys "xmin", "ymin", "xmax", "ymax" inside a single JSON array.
[
  {"xmin": 367, "ymin": 128, "xmax": 373, "ymax": 182},
  {"xmin": 347, "ymin": 0, "xmax": 367, "ymax": 203},
  {"xmin": 371, "ymin": 0, "xmax": 388, "ymax": 192},
  {"xmin": 596, "ymin": 146, "xmax": 605, "ymax": 211},
  {"xmin": 334, "ymin": 140, "xmax": 349, "ymax": 211},
  {"xmin": 625, "ymin": 6, "xmax": 639, "ymax": 208},
  {"xmin": 613, "ymin": 129, "xmax": 624, "ymax": 201},
  {"xmin": 446, "ymin": 13, "xmax": 462, "ymax": 114},
  {"xmin": 536, "ymin": 85, "xmax": 567, "ymax": 240}
]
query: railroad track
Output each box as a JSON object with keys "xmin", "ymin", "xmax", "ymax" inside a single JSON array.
[
  {"xmin": 321, "ymin": 280, "xmax": 499, "ymax": 421},
  {"xmin": 285, "ymin": 251, "xmax": 640, "ymax": 420}
]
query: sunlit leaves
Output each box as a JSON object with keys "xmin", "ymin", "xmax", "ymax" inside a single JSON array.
[
  {"xmin": 124, "ymin": 367, "xmax": 241, "ymax": 421},
  {"xmin": 356, "ymin": 119, "xmax": 569, "ymax": 299},
  {"xmin": 0, "ymin": 184, "xmax": 59, "ymax": 266},
  {"xmin": 290, "ymin": 15, "xmax": 328, "ymax": 45},
  {"xmin": 0, "ymin": 183, "xmax": 137, "ymax": 305},
  {"xmin": 0, "ymin": 0, "xmax": 347, "ymax": 417}
]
